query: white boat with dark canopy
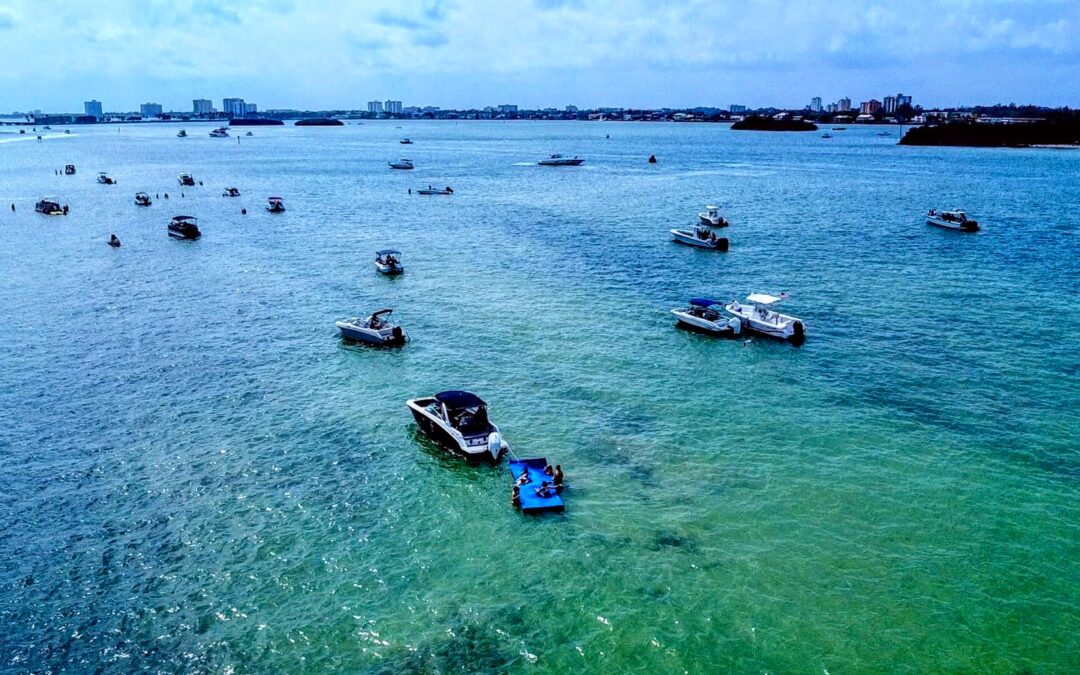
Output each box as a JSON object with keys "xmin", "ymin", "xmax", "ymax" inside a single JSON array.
[
  {"xmin": 178, "ymin": 173, "xmax": 195, "ymax": 186},
  {"xmin": 223, "ymin": 187, "xmax": 241, "ymax": 197},
  {"xmin": 406, "ymin": 390, "xmax": 508, "ymax": 463},
  {"xmin": 725, "ymin": 293, "xmax": 805, "ymax": 341},
  {"xmin": 168, "ymin": 215, "xmax": 201, "ymax": 240},
  {"xmin": 134, "ymin": 192, "xmax": 152, "ymax": 206},
  {"xmin": 336, "ymin": 309, "xmax": 408, "ymax": 346},
  {"xmin": 266, "ymin": 197, "xmax": 285, "ymax": 213},
  {"xmin": 671, "ymin": 224, "xmax": 729, "ymax": 251},
  {"xmin": 698, "ymin": 205, "xmax": 729, "ymax": 228},
  {"xmin": 538, "ymin": 154, "xmax": 584, "ymax": 166},
  {"xmin": 671, "ymin": 298, "xmax": 742, "ymax": 336},
  {"xmin": 926, "ymin": 209, "xmax": 979, "ymax": 232},
  {"xmin": 97, "ymin": 172, "xmax": 116, "ymax": 185},
  {"xmin": 375, "ymin": 249, "xmax": 404, "ymax": 275}
]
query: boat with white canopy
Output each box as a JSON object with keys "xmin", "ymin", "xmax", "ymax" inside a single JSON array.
[
  {"xmin": 671, "ymin": 224, "xmax": 729, "ymax": 251},
  {"xmin": 698, "ymin": 205, "xmax": 729, "ymax": 227},
  {"xmin": 725, "ymin": 293, "xmax": 805, "ymax": 341}
]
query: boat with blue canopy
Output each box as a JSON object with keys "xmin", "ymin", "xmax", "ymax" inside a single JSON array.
[{"xmin": 671, "ymin": 298, "xmax": 742, "ymax": 336}]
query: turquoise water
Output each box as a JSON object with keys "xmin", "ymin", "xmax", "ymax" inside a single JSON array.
[{"xmin": 1, "ymin": 121, "xmax": 1078, "ymax": 672}]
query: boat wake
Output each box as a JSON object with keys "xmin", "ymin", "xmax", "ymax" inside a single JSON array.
[{"xmin": 0, "ymin": 132, "xmax": 76, "ymax": 144}]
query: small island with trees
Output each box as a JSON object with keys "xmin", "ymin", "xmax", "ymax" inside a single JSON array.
[
  {"xmin": 899, "ymin": 110, "xmax": 1080, "ymax": 148},
  {"xmin": 731, "ymin": 115, "xmax": 818, "ymax": 132},
  {"xmin": 294, "ymin": 118, "xmax": 345, "ymax": 126}
]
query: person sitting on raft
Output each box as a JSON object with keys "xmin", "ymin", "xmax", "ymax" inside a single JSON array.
[
  {"xmin": 535, "ymin": 481, "xmax": 555, "ymax": 498},
  {"xmin": 553, "ymin": 465, "xmax": 564, "ymax": 489},
  {"xmin": 516, "ymin": 470, "xmax": 531, "ymax": 486},
  {"xmin": 543, "ymin": 464, "xmax": 554, "ymax": 477},
  {"xmin": 510, "ymin": 485, "xmax": 521, "ymax": 508}
]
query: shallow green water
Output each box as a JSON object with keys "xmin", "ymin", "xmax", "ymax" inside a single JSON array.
[{"xmin": 1, "ymin": 121, "xmax": 1078, "ymax": 672}]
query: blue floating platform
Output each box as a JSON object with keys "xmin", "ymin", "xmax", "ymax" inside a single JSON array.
[{"xmin": 510, "ymin": 458, "xmax": 564, "ymax": 513}]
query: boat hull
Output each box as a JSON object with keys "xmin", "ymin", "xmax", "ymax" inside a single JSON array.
[
  {"xmin": 407, "ymin": 399, "xmax": 504, "ymax": 463},
  {"xmin": 168, "ymin": 227, "xmax": 200, "ymax": 240},
  {"xmin": 538, "ymin": 159, "xmax": 584, "ymax": 166},
  {"xmin": 725, "ymin": 304, "xmax": 804, "ymax": 341},
  {"xmin": 671, "ymin": 230, "xmax": 729, "ymax": 250},
  {"xmin": 671, "ymin": 310, "xmax": 737, "ymax": 336},
  {"xmin": 927, "ymin": 217, "xmax": 978, "ymax": 232},
  {"xmin": 337, "ymin": 322, "xmax": 406, "ymax": 346}
]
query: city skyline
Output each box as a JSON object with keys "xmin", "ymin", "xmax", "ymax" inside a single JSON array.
[{"xmin": 0, "ymin": 1, "xmax": 1077, "ymax": 112}]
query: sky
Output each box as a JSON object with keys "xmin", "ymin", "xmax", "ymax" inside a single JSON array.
[{"xmin": 0, "ymin": 0, "xmax": 1078, "ymax": 113}]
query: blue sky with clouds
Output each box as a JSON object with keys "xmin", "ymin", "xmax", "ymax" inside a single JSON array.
[{"xmin": 0, "ymin": 0, "xmax": 1077, "ymax": 112}]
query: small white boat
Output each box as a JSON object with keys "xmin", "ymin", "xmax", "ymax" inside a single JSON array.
[
  {"xmin": 389, "ymin": 159, "xmax": 414, "ymax": 170},
  {"xmin": 336, "ymin": 310, "xmax": 408, "ymax": 346},
  {"xmin": 926, "ymin": 209, "xmax": 978, "ymax": 232},
  {"xmin": 400, "ymin": 138, "xmax": 413, "ymax": 144},
  {"xmin": 725, "ymin": 293, "xmax": 805, "ymax": 341},
  {"xmin": 698, "ymin": 205, "xmax": 728, "ymax": 228},
  {"xmin": 671, "ymin": 225, "xmax": 729, "ymax": 251},
  {"xmin": 538, "ymin": 154, "xmax": 584, "ymax": 166},
  {"xmin": 406, "ymin": 390, "xmax": 508, "ymax": 462},
  {"xmin": 671, "ymin": 298, "xmax": 742, "ymax": 336},
  {"xmin": 375, "ymin": 249, "xmax": 404, "ymax": 275},
  {"xmin": 417, "ymin": 186, "xmax": 453, "ymax": 196},
  {"xmin": 222, "ymin": 187, "xmax": 241, "ymax": 197},
  {"xmin": 96, "ymin": 172, "xmax": 115, "ymax": 185},
  {"xmin": 209, "ymin": 127, "xmax": 229, "ymax": 138},
  {"xmin": 134, "ymin": 192, "xmax": 152, "ymax": 206},
  {"xmin": 178, "ymin": 173, "xmax": 195, "ymax": 186},
  {"xmin": 266, "ymin": 197, "xmax": 285, "ymax": 213}
]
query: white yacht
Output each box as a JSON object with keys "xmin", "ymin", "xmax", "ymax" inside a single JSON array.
[
  {"xmin": 698, "ymin": 205, "xmax": 729, "ymax": 228},
  {"xmin": 725, "ymin": 293, "xmax": 805, "ymax": 341},
  {"xmin": 671, "ymin": 224, "xmax": 729, "ymax": 251},
  {"xmin": 389, "ymin": 159, "xmax": 414, "ymax": 170},
  {"xmin": 336, "ymin": 310, "xmax": 408, "ymax": 346},
  {"xmin": 538, "ymin": 154, "xmax": 584, "ymax": 166},
  {"xmin": 926, "ymin": 209, "xmax": 978, "ymax": 232},
  {"xmin": 671, "ymin": 298, "xmax": 742, "ymax": 336},
  {"xmin": 406, "ymin": 390, "xmax": 508, "ymax": 462}
]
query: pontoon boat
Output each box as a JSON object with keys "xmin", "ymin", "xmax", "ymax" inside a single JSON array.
[
  {"xmin": 168, "ymin": 215, "xmax": 201, "ymax": 240},
  {"xmin": 406, "ymin": 390, "xmax": 508, "ymax": 463},
  {"xmin": 725, "ymin": 293, "xmax": 805, "ymax": 341},
  {"xmin": 336, "ymin": 310, "xmax": 407, "ymax": 346}
]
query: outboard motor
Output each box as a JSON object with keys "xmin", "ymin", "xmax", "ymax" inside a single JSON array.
[
  {"xmin": 791, "ymin": 321, "xmax": 805, "ymax": 343},
  {"xmin": 391, "ymin": 325, "xmax": 404, "ymax": 342},
  {"xmin": 487, "ymin": 432, "xmax": 503, "ymax": 461},
  {"xmin": 716, "ymin": 237, "xmax": 730, "ymax": 252},
  {"xmin": 728, "ymin": 317, "xmax": 742, "ymax": 335}
]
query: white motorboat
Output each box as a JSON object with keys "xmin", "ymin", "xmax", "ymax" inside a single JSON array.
[
  {"xmin": 96, "ymin": 172, "xmax": 116, "ymax": 185},
  {"xmin": 336, "ymin": 310, "xmax": 408, "ymax": 346},
  {"xmin": 178, "ymin": 173, "xmax": 195, "ymax": 186},
  {"xmin": 389, "ymin": 159, "xmax": 414, "ymax": 170},
  {"xmin": 266, "ymin": 197, "xmax": 285, "ymax": 213},
  {"xmin": 134, "ymin": 192, "xmax": 152, "ymax": 206},
  {"xmin": 725, "ymin": 293, "xmax": 805, "ymax": 341},
  {"xmin": 177, "ymin": 130, "xmax": 187, "ymax": 138},
  {"xmin": 417, "ymin": 186, "xmax": 453, "ymax": 195},
  {"xmin": 168, "ymin": 215, "xmax": 201, "ymax": 240},
  {"xmin": 375, "ymin": 249, "xmax": 404, "ymax": 275},
  {"xmin": 538, "ymin": 154, "xmax": 584, "ymax": 166},
  {"xmin": 35, "ymin": 197, "xmax": 64, "ymax": 215},
  {"xmin": 698, "ymin": 205, "xmax": 729, "ymax": 228},
  {"xmin": 406, "ymin": 390, "xmax": 508, "ymax": 462},
  {"xmin": 926, "ymin": 209, "xmax": 978, "ymax": 232},
  {"xmin": 400, "ymin": 138, "xmax": 413, "ymax": 144},
  {"xmin": 671, "ymin": 298, "xmax": 742, "ymax": 336},
  {"xmin": 222, "ymin": 187, "xmax": 241, "ymax": 197},
  {"xmin": 671, "ymin": 224, "xmax": 729, "ymax": 251},
  {"xmin": 209, "ymin": 127, "xmax": 229, "ymax": 138}
]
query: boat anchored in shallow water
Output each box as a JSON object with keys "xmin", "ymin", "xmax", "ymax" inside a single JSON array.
[
  {"xmin": 35, "ymin": 197, "xmax": 65, "ymax": 215},
  {"xmin": 538, "ymin": 154, "xmax": 584, "ymax": 166},
  {"xmin": 671, "ymin": 224, "xmax": 729, "ymax": 251},
  {"xmin": 223, "ymin": 187, "xmax": 240, "ymax": 197},
  {"xmin": 134, "ymin": 192, "xmax": 152, "ymax": 206},
  {"xmin": 389, "ymin": 159, "xmax": 414, "ymax": 170},
  {"xmin": 926, "ymin": 209, "xmax": 978, "ymax": 232},
  {"xmin": 406, "ymin": 390, "xmax": 508, "ymax": 463},
  {"xmin": 400, "ymin": 138, "xmax": 413, "ymax": 144},
  {"xmin": 97, "ymin": 172, "xmax": 116, "ymax": 185},
  {"xmin": 209, "ymin": 127, "xmax": 229, "ymax": 138},
  {"xmin": 178, "ymin": 173, "xmax": 195, "ymax": 186},
  {"xmin": 671, "ymin": 298, "xmax": 742, "ymax": 336},
  {"xmin": 698, "ymin": 205, "xmax": 729, "ymax": 227},
  {"xmin": 177, "ymin": 129, "xmax": 187, "ymax": 138},
  {"xmin": 266, "ymin": 197, "xmax": 285, "ymax": 213},
  {"xmin": 725, "ymin": 293, "xmax": 805, "ymax": 341},
  {"xmin": 417, "ymin": 186, "xmax": 453, "ymax": 195},
  {"xmin": 375, "ymin": 249, "xmax": 404, "ymax": 275},
  {"xmin": 64, "ymin": 164, "xmax": 76, "ymax": 175},
  {"xmin": 168, "ymin": 215, "xmax": 201, "ymax": 240},
  {"xmin": 336, "ymin": 309, "xmax": 407, "ymax": 346}
]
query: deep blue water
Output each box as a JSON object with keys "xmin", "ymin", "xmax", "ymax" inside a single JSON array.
[{"xmin": 1, "ymin": 121, "xmax": 1078, "ymax": 672}]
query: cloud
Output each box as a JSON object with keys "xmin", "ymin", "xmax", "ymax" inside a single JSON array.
[{"xmin": 0, "ymin": 7, "xmax": 15, "ymax": 29}]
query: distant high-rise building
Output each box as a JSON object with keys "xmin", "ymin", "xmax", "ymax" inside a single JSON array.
[
  {"xmin": 84, "ymin": 100, "xmax": 103, "ymax": 120},
  {"xmin": 826, "ymin": 103, "xmax": 838, "ymax": 113},
  {"xmin": 140, "ymin": 102, "xmax": 163, "ymax": 118},
  {"xmin": 810, "ymin": 97, "xmax": 822, "ymax": 113},
  {"xmin": 897, "ymin": 93, "xmax": 912, "ymax": 109},
  {"xmin": 565, "ymin": 105, "xmax": 578, "ymax": 113},
  {"xmin": 729, "ymin": 104, "xmax": 748, "ymax": 114},
  {"xmin": 222, "ymin": 98, "xmax": 246, "ymax": 118},
  {"xmin": 860, "ymin": 99, "xmax": 882, "ymax": 114},
  {"xmin": 367, "ymin": 100, "xmax": 384, "ymax": 114},
  {"xmin": 497, "ymin": 104, "xmax": 518, "ymax": 113},
  {"xmin": 883, "ymin": 96, "xmax": 897, "ymax": 114},
  {"xmin": 243, "ymin": 102, "xmax": 258, "ymax": 116},
  {"xmin": 838, "ymin": 97, "xmax": 852, "ymax": 112},
  {"xmin": 384, "ymin": 100, "xmax": 403, "ymax": 114},
  {"xmin": 193, "ymin": 98, "xmax": 214, "ymax": 115}
]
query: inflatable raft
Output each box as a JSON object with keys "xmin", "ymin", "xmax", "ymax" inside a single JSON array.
[{"xmin": 510, "ymin": 458, "xmax": 564, "ymax": 513}]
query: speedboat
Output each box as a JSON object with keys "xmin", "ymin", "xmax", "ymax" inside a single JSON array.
[
  {"xmin": 698, "ymin": 205, "xmax": 729, "ymax": 227},
  {"xmin": 245, "ymin": 131, "xmax": 253, "ymax": 136},
  {"xmin": 375, "ymin": 249, "xmax": 404, "ymax": 275},
  {"xmin": 725, "ymin": 293, "xmax": 805, "ymax": 341},
  {"xmin": 389, "ymin": 159, "xmax": 414, "ymax": 170},
  {"xmin": 64, "ymin": 164, "xmax": 76, "ymax": 175},
  {"xmin": 209, "ymin": 127, "xmax": 229, "ymax": 138},
  {"xmin": 336, "ymin": 310, "xmax": 408, "ymax": 346},
  {"xmin": 400, "ymin": 138, "xmax": 413, "ymax": 144},
  {"xmin": 35, "ymin": 198, "xmax": 64, "ymax": 215},
  {"xmin": 266, "ymin": 197, "xmax": 285, "ymax": 213},
  {"xmin": 821, "ymin": 133, "xmax": 833, "ymax": 139},
  {"xmin": 406, "ymin": 390, "xmax": 508, "ymax": 463},
  {"xmin": 671, "ymin": 224, "xmax": 729, "ymax": 251},
  {"xmin": 926, "ymin": 209, "xmax": 978, "ymax": 232},
  {"xmin": 177, "ymin": 130, "xmax": 187, "ymax": 138},
  {"xmin": 178, "ymin": 173, "xmax": 195, "ymax": 186},
  {"xmin": 134, "ymin": 192, "xmax": 152, "ymax": 206},
  {"xmin": 97, "ymin": 172, "xmax": 116, "ymax": 185},
  {"xmin": 671, "ymin": 298, "xmax": 742, "ymax": 336},
  {"xmin": 222, "ymin": 187, "xmax": 241, "ymax": 197},
  {"xmin": 168, "ymin": 215, "xmax": 201, "ymax": 240},
  {"xmin": 108, "ymin": 234, "xmax": 121, "ymax": 248},
  {"xmin": 417, "ymin": 186, "xmax": 453, "ymax": 195},
  {"xmin": 832, "ymin": 127, "xmax": 847, "ymax": 131},
  {"xmin": 538, "ymin": 154, "xmax": 584, "ymax": 166}
]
